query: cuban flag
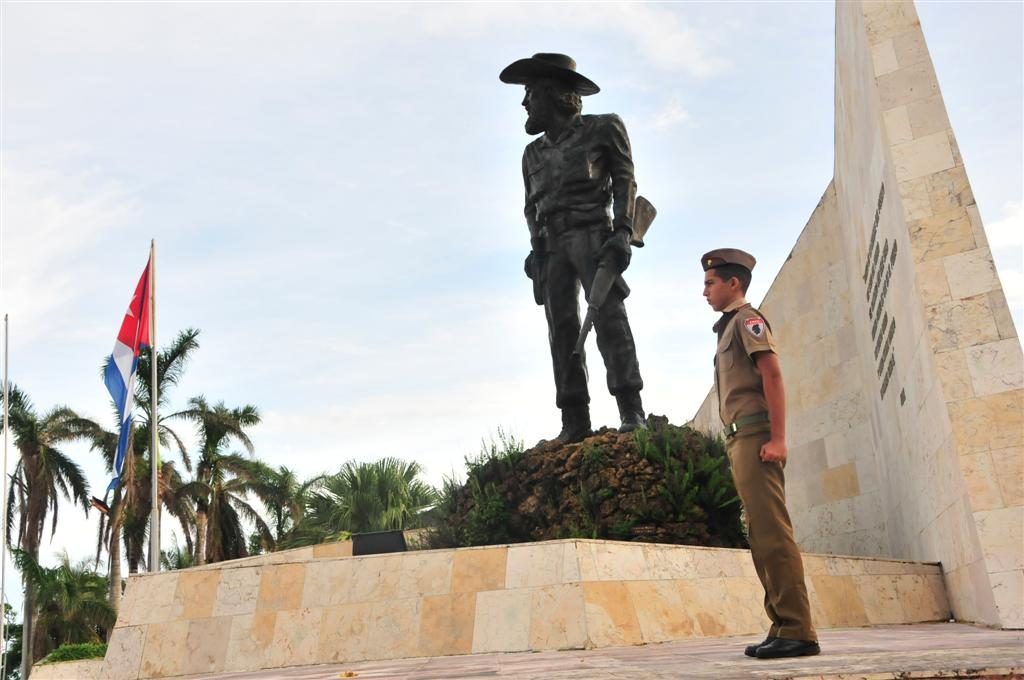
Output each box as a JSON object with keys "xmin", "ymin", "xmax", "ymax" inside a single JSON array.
[{"xmin": 103, "ymin": 257, "xmax": 152, "ymax": 492}]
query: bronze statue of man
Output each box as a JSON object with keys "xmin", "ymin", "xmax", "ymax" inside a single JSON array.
[{"xmin": 500, "ymin": 53, "xmax": 645, "ymax": 443}]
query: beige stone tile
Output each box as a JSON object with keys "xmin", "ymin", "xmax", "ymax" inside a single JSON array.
[
  {"xmin": 213, "ymin": 566, "xmax": 260, "ymax": 617},
  {"xmin": 312, "ymin": 540, "xmax": 352, "ymax": 558},
  {"xmin": 452, "ymin": 547, "xmax": 507, "ymax": 593},
  {"xmin": 966, "ymin": 340, "xmax": 1024, "ymax": 396},
  {"xmin": 100, "ymin": 626, "xmax": 145, "ymax": 680},
  {"xmin": 365, "ymin": 598, "xmax": 422, "ymax": 661},
  {"xmin": 991, "ymin": 447, "xmax": 1024, "ymax": 506},
  {"xmin": 891, "ymin": 131, "xmax": 955, "ymax": 183},
  {"xmin": 582, "ymin": 581, "xmax": 642, "ymax": 647},
  {"xmin": 257, "ymin": 563, "xmax": 305, "ymax": 611},
  {"xmin": 224, "ymin": 611, "xmax": 276, "ymax": 673},
  {"xmin": 871, "ymin": 38, "xmax": 899, "ymax": 76},
  {"xmin": 966, "ymin": 203, "xmax": 989, "ymax": 248},
  {"xmin": 563, "ymin": 540, "xmax": 582, "ymax": 582},
  {"xmin": 944, "ymin": 248, "xmax": 1000, "ymax": 301},
  {"xmin": 506, "ymin": 542, "xmax": 568, "ymax": 589},
  {"xmin": 926, "ymin": 295, "xmax": 999, "ymax": 353},
  {"xmin": 990, "ymin": 569, "xmax": 1024, "ymax": 628},
  {"xmin": 183, "ymin": 616, "xmax": 231, "ymax": 676},
  {"xmin": 934, "ymin": 348, "xmax": 974, "ymax": 401},
  {"xmin": 139, "ymin": 620, "xmax": 188, "ymax": 678},
  {"xmin": 349, "ymin": 554, "xmax": 403, "ymax": 602},
  {"xmin": 927, "ymin": 165, "xmax": 973, "ymax": 214},
  {"xmin": 529, "ymin": 583, "xmax": 587, "ymax": 650},
  {"xmin": 302, "ymin": 557, "xmax": 357, "ymax": 608},
  {"xmin": 959, "ymin": 451, "xmax": 1004, "ymax": 511},
  {"xmin": 397, "ymin": 550, "xmax": 453, "ymax": 598},
  {"xmin": 975, "ymin": 506, "xmax": 1024, "ymax": 572},
  {"xmin": 907, "ymin": 94, "xmax": 950, "ymax": 139},
  {"xmin": 118, "ymin": 573, "xmax": 182, "ymax": 627},
  {"xmin": 418, "ymin": 592, "xmax": 476, "ymax": 657},
  {"xmin": 899, "ymin": 176, "xmax": 934, "ymax": 222},
  {"xmin": 852, "ymin": 575, "xmax": 904, "ymax": 624},
  {"xmin": 883, "ymin": 105, "xmax": 913, "ymax": 145},
  {"xmin": 915, "ymin": 257, "xmax": 950, "ymax": 306},
  {"xmin": 988, "ymin": 290, "xmax": 1019, "ymax": 341},
  {"xmin": 877, "ymin": 61, "xmax": 939, "ymax": 110},
  {"xmin": 897, "ymin": 573, "xmax": 951, "ymax": 621},
  {"xmin": 823, "ymin": 463, "xmax": 861, "ymax": 502},
  {"xmin": 719, "ymin": 577, "xmax": 766, "ymax": 633},
  {"xmin": 626, "ymin": 581, "xmax": 694, "ymax": 644},
  {"xmin": 318, "ymin": 601, "xmax": 373, "ymax": 664},
  {"xmin": 810, "ymin": 574, "xmax": 868, "ymax": 627},
  {"xmin": 893, "ymin": 29, "xmax": 929, "ymax": 69},
  {"xmin": 176, "ymin": 569, "xmax": 221, "ymax": 620},
  {"xmin": 948, "ymin": 388, "xmax": 1023, "ymax": 454},
  {"xmin": 269, "ymin": 607, "xmax": 325, "ymax": 668},
  {"xmin": 863, "ymin": 1, "xmax": 922, "ymax": 44},
  {"xmin": 948, "ymin": 130, "xmax": 964, "ymax": 166},
  {"xmin": 472, "ymin": 588, "xmax": 531, "ymax": 653},
  {"xmin": 579, "ymin": 541, "xmax": 649, "ymax": 581},
  {"xmin": 910, "ymin": 210, "xmax": 976, "ymax": 263}
]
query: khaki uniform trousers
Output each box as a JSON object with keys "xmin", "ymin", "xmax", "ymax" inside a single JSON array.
[{"xmin": 726, "ymin": 423, "xmax": 817, "ymax": 641}]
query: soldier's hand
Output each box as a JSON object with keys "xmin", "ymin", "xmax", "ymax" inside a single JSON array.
[
  {"xmin": 760, "ymin": 439, "xmax": 787, "ymax": 464},
  {"xmin": 600, "ymin": 230, "xmax": 632, "ymax": 272},
  {"xmin": 524, "ymin": 251, "xmax": 537, "ymax": 280}
]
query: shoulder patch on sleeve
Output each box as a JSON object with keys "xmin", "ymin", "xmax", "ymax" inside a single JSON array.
[{"xmin": 744, "ymin": 316, "xmax": 767, "ymax": 338}]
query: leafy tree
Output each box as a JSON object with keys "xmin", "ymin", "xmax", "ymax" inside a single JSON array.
[
  {"xmin": 177, "ymin": 454, "xmax": 272, "ymax": 563},
  {"xmin": 172, "ymin": 397, "xmax": 260, "ymax": 565},
  {"xmin": 0, "ymin": 386, "xmax": 95, "ymax": 668},
  {"xmin": 290, "ymin": 458, "xmax": 438, "ymax": 541},
  {"xmin": 11, "ymin": 549, "xmax": 114, "ymax": 662}
]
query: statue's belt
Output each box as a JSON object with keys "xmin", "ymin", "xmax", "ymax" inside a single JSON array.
[{"xmin": 543, "ymin": 209, "xmax": 611, "ymax": 233}]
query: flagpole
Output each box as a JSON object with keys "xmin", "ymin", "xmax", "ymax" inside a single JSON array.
[
  {"xmin": 1, "ymin": 315, "xmax": 9, "ymax": 679},
  {"xmin": 148, "ymin": 241, "xmax": 160, "ymax": 573}
]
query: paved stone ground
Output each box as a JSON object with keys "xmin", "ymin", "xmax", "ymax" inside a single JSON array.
[{"xmin": 181, "ymin": 623, "xmax": 1022, "ymax": 680}]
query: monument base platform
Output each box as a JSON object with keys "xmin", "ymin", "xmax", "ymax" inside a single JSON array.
[{"xmin": 91, "ymin": 538, "xmax": 957, "ymax": 679}]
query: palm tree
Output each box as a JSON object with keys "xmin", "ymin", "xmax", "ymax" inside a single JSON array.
[
  {"xmin": 0, "ymin": 385, "xmax": 96, "ymax": 669},
  {"xmin": 291, "ymin": 458, "xmax": 438, "ymax": 540},
  {"xmin": 177, "ymin": 453, "xmax": 272, "ymax": 563},
  {"xmin": 248, "ymin": 466, "xmax": 325, "ymax": 549},
  {"xmin": 172, "ymin": 397, "xmax": 260, "ymax": 564},
  {"xmin": 11, "ymin": 548, "xmax": 115, "ymax": 659},
  {"xmin": 94, "ymin": 328, "xmax": 200, "ymax": 610}
]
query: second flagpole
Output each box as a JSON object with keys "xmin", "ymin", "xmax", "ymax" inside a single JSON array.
[{"xmin": 149, "ymin": 240, "xmax": 160, "ymax": 572}]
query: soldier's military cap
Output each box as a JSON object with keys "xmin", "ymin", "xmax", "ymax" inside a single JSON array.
[{"xmin": 701, "ymin": 248, "xmax": 757, "ymax": 273}]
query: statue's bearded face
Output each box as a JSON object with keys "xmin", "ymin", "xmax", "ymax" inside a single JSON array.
[{"xmin": 522, "ymin": 83, "xmax": 553, "ymax": 135}]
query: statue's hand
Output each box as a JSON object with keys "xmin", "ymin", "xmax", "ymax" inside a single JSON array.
[
  {"xmin": 525, "ymin": 251, "xmax": 537, "ymax": 280},
  {"xmin": 600, "ymin": 230, "xmax": 632, "ymax": 272}
]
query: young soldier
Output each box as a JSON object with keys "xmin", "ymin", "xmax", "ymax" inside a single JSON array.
[{"xmin": 702, "ymin": 248, "xmax": 820, "ymax": 659}]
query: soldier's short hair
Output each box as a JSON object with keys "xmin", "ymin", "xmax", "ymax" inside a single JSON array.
[{"xmin": 712, "ymin": 264, "xmax": 752, "ymax": 293}]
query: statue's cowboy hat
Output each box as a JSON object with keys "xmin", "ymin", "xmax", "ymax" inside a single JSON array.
[{"xmin": 499, "ymin": 53, "xmax": 600, "ymax": 95}]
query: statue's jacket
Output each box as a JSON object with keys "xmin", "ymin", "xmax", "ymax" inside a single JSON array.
[{"xmin": 521, "ymin": 113, "xmax": 638, "ymax": 246}]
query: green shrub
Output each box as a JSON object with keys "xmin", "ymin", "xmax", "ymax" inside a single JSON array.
[{"xmin": 41, "ymin": 642, "xmax": 107, "ymax": 664}]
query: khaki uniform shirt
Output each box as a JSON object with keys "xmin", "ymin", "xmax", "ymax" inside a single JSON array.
[{"xmin": 714, "ymin": 298, "xmax": 778, "ymax": 426}]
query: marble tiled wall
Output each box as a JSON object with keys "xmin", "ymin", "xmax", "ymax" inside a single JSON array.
[
  {"xmin": 100, "ymin": 540, "xmax": 949, "ymax": 679},
  {"xmin": 691, "ymin": 0, "xmax": 1021, "ymax": 629}
]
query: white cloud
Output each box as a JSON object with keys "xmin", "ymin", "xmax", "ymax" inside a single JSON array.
[
  {"xmin": 985, "ymin": 200, "xmax": 1023, "ymax": 251},
  {"xmin": 653, "ymin": 95, "xmax": 691, "ymax": 130},
  {"xmin": 0, "ymin": 160, "xmax": 137, "ymax": 342}
]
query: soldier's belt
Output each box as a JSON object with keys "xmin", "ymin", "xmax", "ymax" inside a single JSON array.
[{"xmin": 725, "ymin": 412, "xmax": 770, "ymax": 438}]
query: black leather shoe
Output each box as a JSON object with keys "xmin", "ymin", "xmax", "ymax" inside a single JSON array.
[
  {"xmin": 744, "ymin": 635, "xmax": 775, "ymax": 657},
  {"xmin": 755, "ymin": 638, "xmax": 820, "ymax": 659}
]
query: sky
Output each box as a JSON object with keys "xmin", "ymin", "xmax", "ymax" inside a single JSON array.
[{"xmin": 0, "ymin": 1, "xmax": 1021, "ymax": 615}]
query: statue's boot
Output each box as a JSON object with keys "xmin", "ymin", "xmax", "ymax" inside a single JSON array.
[
  {"xmin": 557, "ymin": 405, "xmax": 592, "ymax": 443},
  {"xmin": 616, "ymin": 391, "xmax": 647, "ymax": 433}
]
